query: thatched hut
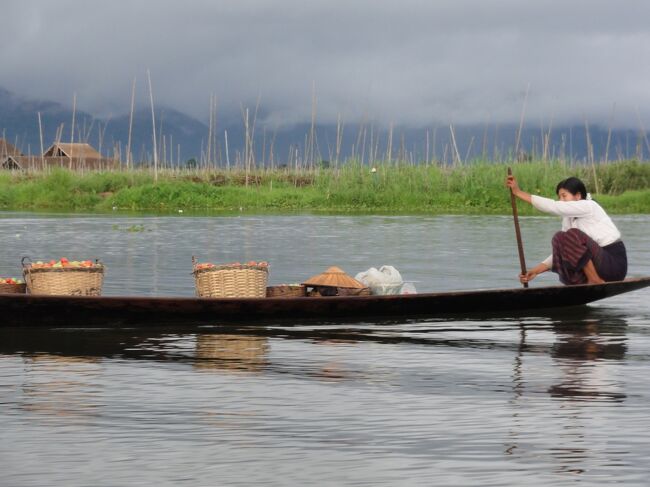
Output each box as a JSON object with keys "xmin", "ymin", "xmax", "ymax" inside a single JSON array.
[
  {"xmin": 1, "ymin": 140, "xmax": 118, "ymax": 171},
  {"xmin": 0, "ymin": 139, "xmax": 21, "ymax": 157},
  {"xmin": 0, "ymin": 139, "xmax": 23, "ymax": 169},
  {"xmin": 40, "ymin": 143, "xmax": 118, "ymax": 170},
  {"xmin": 1, "ymin": 155, "xmax": 24, "ymax": 170},
  {"xmin": 43, "ymin": 143, "xmax": 102, "ymax": 159}
]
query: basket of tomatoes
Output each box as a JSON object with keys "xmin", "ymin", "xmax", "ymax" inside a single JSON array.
[
  {"xmin": 22, "ymin": 257, "xmax": 105, "ymax": 296},
  {"xmin": 0, "ymin": 277, "xmax": 27, "ymax": 294}
]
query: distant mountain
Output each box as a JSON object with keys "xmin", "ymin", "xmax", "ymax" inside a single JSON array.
[
  {"xmin": 0, "ymin": 87, "xmax": 209, "ymax": 163},
  {"xmin": 1, "ymin": 87, "xmax": 647, "ymax": 165}
]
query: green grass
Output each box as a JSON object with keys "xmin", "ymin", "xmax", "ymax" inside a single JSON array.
[{"xmin": 1, "ymin": 160, "xmax": 650, "ymax": 214}]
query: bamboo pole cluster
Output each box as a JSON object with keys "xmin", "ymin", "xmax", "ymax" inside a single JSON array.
[{"xmin": 3, "ymin": 80, "xmax": 650, "ymax": 176}]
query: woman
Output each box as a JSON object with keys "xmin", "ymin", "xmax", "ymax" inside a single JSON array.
[{"xmin": 505, "ymin": 175, "xmax": 627, "ymax": 285}]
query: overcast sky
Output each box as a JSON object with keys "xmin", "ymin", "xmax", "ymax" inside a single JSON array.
[{"xmin": 2, "ymin": 0, "xmax": 650, "ymax": 129}]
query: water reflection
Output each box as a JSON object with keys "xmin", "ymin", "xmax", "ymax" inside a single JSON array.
[
  {"xmin": 309, "ymin": 338, "xmax": 360, "ymax": 381},
  {"xmin": 19, "ymin": 354, "xmax": 103, "ymax": 420},
  {"xmin": 551, "ymin": 319, "xmax": 627, "ymax": 362},
  {"xmin": 504, "ymin": 312, "xmax": 631, "ymax": 480},
  {"xmin": 549, "ymin": 318, "xmax": 627, "ymax": 402},
  {"xmin": 0, "ymin": 308, "xmax": 632, "ymax": 368},
  {"xmin": 194, "ymin": 334, "xmax": 269, "ymax": 372},
  {"xmin": 1, "ymin": 305, "xmax": 648, "ymax": 486}
]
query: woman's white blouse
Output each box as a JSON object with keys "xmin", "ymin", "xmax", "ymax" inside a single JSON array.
[{"xmin": 530, "ymin": 195, "xmax": 621, "ymax": 268}]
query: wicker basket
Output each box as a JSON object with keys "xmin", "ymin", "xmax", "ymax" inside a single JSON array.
[
  {"xmin": 193, "ymin": 262, "xmax": 269, "ymax": 298},
  {"xmin": 0, "ymin": 282, "xmax": 26, "ymax": 294},
  {"xmin": 266, "ymin": 284, "xmax": 306, "ymax": 298},
  {"xmin": 23, "ymin": 264, "xmax": 105, "ymax": 296}
]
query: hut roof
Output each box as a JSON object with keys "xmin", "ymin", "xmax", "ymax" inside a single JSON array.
[
  {"xmin": 0, "ymin": 139, "xmax": 22, "ymax": 157},
  {"xmin": 43, "ymin": 143, "xmax": 102, "ymax": 159},
  {"xmin": 302, "ymin": 266, "xmax": 366, "ymax": 289}
]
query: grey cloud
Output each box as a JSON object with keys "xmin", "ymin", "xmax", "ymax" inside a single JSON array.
[{"xmin": 2, "ymin": 0, "xmax": 649, "ymax": 129}]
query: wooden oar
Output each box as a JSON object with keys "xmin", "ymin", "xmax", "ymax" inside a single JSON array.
[{"xmin": 507, "ymin": 167, "xmax": 528, "ymax": 288}]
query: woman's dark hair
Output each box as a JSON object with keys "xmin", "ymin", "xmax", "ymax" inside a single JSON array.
[{"xmin": 556, "ymin": 177, "xmax": 588, "ymax": 199}]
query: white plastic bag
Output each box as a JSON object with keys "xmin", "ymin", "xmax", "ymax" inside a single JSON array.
[
  {"xmin": 355, "ymin": 265, "xmax": 404, "ymax": 295},
  {"xmin": 400, "ymin": 282, "xmax": 417, "ymax": 294}
]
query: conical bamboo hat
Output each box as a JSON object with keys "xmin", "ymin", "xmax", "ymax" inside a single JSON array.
[{"xmin": 302, "ymin": 266, "xmax": 365, "ymax": 289}]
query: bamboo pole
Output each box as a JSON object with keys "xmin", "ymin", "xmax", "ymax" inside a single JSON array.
[
  {"xmin": 308, "ymin": 80, "xmax": 317, "ymax": 169},
  {"xmin": 69, "ymin": 92, "xmax": 76, "ymax": 170},
  {"xmin": 37, "ymin": 112, "xmax": 44, "ymax": 167},
  {"xmin": 432, "ymin": 126, "xmax": 438, "ymax": 165},
  {"xmin": 212, "ymin": 96, "xmax": 218, "ymax": 168},
  {"xmin": 207, "ymin": 94, "xmax": 213, "ymax": 168},
  {"xmin": 127, "ymin": 77, "xmax": 136, "ymax": 169},
  {"xmin": 449, "ymin": 124, "xmax": 462, "ymax": 165},
  {"xmin": 507, "ymin": 167, "xmax": 528, "ymax": 288},
  {"xmin": 147, "ymin": 69, "xmax": 158, "ymax": 182},
  {"xmin": 243, "ymin": 107, "xmax": 249, "ymax": 186},
  {"xmin": 335, "ymin": 114, "xmax": 343, "ymax": 167},
  {"xmin": 225, "ymin": 129, "xmax": 230, "ymax": 170},
  {"xmin": 604, "ymin": 103, "xmax": 616, "ymax": 165}
]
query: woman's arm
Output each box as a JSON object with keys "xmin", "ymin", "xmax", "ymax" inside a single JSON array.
[
  {"xmin": 506, "ymin": 175, "xmax": 591, "ymax": 217},
  {"xmin": 529, "ymin": 195, "xmax": 592, "ymax": 217},
  {"xmin": 505, "ymin": 175, "xmax": 532, "ymax": 204},
  {"xmin": 520, "ymin": 262, "xmax": 550, "ymax": 284}
]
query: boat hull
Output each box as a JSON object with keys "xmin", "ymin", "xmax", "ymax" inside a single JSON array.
[{"xmin": 2, "ymin": 277, "xmax": 650, "ymax": 327}]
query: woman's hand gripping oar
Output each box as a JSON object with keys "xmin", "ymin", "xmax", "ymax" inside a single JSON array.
[{"xmin": 507, "ymin": 167, "xmax": 528, "ymax": 288}]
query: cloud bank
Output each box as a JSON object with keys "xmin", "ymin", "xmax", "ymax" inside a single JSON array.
[{"xmin": 2, "ymin": 0, "xmax": 650, "ymax": 128}]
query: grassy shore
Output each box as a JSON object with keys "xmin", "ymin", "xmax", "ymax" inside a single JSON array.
[{"xmin": 1, "ymin": 160, "xmax": 649, "ymax": 214}]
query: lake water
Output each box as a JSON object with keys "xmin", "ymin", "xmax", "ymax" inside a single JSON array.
[{"xmin": 2, "ymin": 212, "xmax": 650, "ymax": 486}]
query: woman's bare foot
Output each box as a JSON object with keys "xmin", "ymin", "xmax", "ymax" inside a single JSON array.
[{"xmin": 584, "ymin": 260, "xmax": 605, "ymax": 284}]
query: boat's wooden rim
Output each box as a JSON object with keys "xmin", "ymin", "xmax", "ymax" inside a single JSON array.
[{"xmin": 1, "ymin": 276, "xmax": 649, "ymax": 303}]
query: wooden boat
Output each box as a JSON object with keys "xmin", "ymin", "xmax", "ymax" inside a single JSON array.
[{"xmin": 2, "ymin": 277, "xmax": 649, "ymax": 327}]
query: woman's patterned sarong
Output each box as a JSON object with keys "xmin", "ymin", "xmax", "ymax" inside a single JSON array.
[{"xmin": 551, "ymin": 228, "xmax": 627, "ymax": 285}]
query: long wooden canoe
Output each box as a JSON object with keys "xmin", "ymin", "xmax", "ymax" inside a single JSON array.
[{"xmin": 2, "ymin": 277, "xmax": 650, "ymax": 327}]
